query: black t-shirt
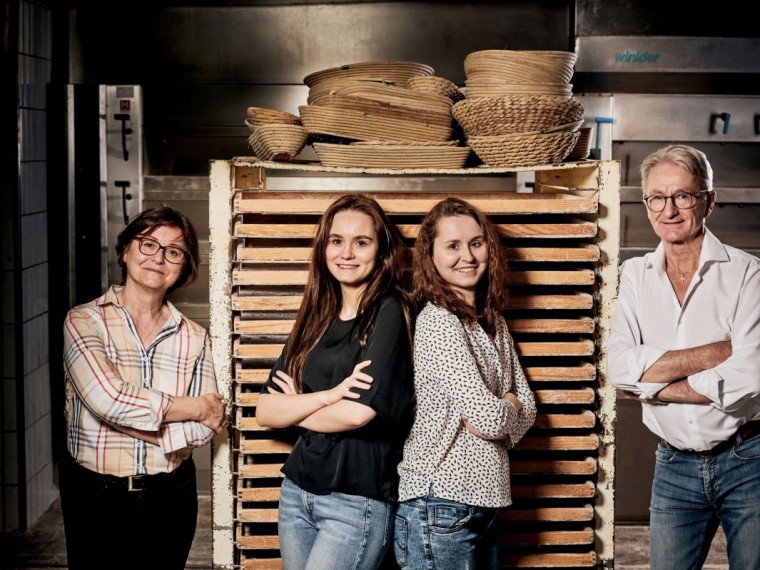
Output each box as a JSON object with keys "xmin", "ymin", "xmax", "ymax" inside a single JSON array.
[{"xmin": 261, "ymin": 295, "xmax": 414, "ymax": 499}]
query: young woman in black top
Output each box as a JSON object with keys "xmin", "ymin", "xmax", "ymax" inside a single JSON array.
[{"xmin": 256, "ymin": 195, "xmax": 414, "ymax": 570}]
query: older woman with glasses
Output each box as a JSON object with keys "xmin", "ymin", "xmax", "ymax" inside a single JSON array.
[{"xmin": 60, "ymin": 206, "xmax": 226, "ymax": 570}]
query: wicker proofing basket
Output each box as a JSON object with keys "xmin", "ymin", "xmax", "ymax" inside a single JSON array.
[
  {"xmin": 246, "ymin": 106, "xmax": 301, "ymax": 127},
  {"xmin": 247, "ymin": 124, "xmax": 308, "ymax": 161},
  {"xmin": 407, "ymin": 76, "xmax": 465, "ymax": 102},
  {"xmin": 452, "ymin": 95, "xmax": 584, "ymax": 137},
  {"xmin": 468, "ymin": 131, "xmax": 580, "ymax": 168},
  {"xmin": 565, "ymin": 126, "xmax": 594, "ymax": 161}
]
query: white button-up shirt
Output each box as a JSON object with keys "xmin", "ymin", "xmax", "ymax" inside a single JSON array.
[{"xmin": 607, "ymin": 229, "xmax": 760, "ymax": 451}]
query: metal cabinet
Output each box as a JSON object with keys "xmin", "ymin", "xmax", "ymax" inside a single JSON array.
[{"xmin": 208, "ymin": 158, "xmax": 620, "ymax": 569}]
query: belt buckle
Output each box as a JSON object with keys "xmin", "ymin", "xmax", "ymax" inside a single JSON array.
[{"xmin": 127, "ymin": 476, "xmax": 143, "ymax": 492}]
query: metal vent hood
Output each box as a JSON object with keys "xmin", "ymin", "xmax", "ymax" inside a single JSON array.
[{"xmin": 574, "ymin": 0, "xmax": 760, "ymax": 75}]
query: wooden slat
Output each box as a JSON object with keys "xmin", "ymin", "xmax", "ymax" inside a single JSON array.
[
  {"xmin": 237, "ymin": 391, "xmax": 259, "ymax": 407},
  {"xmin": 235, "ymin": 342, "xmax": 596, "ymax": 360},
  {"xmin": 232, "ymin": 268, "xmax": 595, "ymax": 287},
  {"xmin": 232, "ymin": 295, "xmax": 303, "ymax": 312},
  {"xmin": 238, "ymin": 487, "xmax": 281, "ymax": 502},
  {"xmin": 239, "ymin": 508, "xmax": 279, "ymax": 523},
  {"xmin": 238, "ymin": 245, "xmax": 313, "ymax": 263},
  {"xmin": 534, "ymin": 388, "xmax": 595, "ymax": 405},
  {"xmin": 232, "ymin": 293, "xmax": 594, "ymax": 312},
  {"xmin": 500, "ymin": 552, "xmax": 597, "ymax": 568},
  {"xmin": 507, "ymin": 318, "xmax": 594, "ymax": 334},
  {"xmin": 510, "ymin": 458, "xmax": 597, "ymax": 476},
  {"xmin": 241, "ymin": 557, "xmax": 283, "ymax": 570},
  {"xmin": 504, "ymin": 245, "xmax": 599, "ymax": 262},
  {"xmin": 236, "ymin": 535, "xmax": 280, "ymax": 550},
  {"xmin": 240, "ymin": 439, "xmax": 293, "ymax": 454},
  {"xmin": 515, "ymin": 340, "xmax": 595, "ymax": 357},
  {"xmin": 500, "ymin": 506, "xmax": 594, "ymax": 522},
  {"xmin": 235, "ymin": 319, "xmax": 294, "ymax": 335},
  {"xmin": 237, "ymin": 245, "xmax": 600, "ymax": 264},
  {"xmin": 239, "ymin": 464, "xmax": 284, "ymax": 479},
  {"xmin": 524, "ymin": 364, "xmax": 596, "ymax": 382},
  {"xmin": 515, "ymin": 435, "xmax": 599, "ymax": 451},
  {"xmin": 510, "ymin": 482, "xmax": 596, "ymax": 499},
  {"xmin": 499, "ymin": 528, "xmax": 594, "ymax": 546},
  {"xmin": 533, "ymin": 411, "xmax": 596, "ymax": 429},
  {"xmin": 506, "ymin": 293, "xmax": 593, "ymax": 310},
  {"xmin": 237, "ymin": 417, "xmax": 268, "ymax": 431},
  {"xmin": 235, "ymin": 367, "xmax": 270, "ymax": 384},
  {"xmin": 235, "ymin": 221, "xmax": 598, "ymax": 239},
  {"xmin": 234, "ymin": 192, "xmax": 598, "ymax": 215},
  {"xmin": 235, "ymin": 318, "xmax": 595, "ymax": 336},
  {"xmin": 237, "ymin": 487, "xmax": 280, "ymax": 503}
]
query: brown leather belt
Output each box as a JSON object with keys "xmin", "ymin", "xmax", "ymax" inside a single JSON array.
[{"xmin": 661, "ymin": 419, "xmax": 760, "ymax": 458}]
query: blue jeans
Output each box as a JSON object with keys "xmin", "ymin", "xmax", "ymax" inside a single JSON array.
[
  {"xmin": 650, "ymin": 433, "xmax": 760, "ymax": 570},
  {"xmin": 394, "ymin": 491, "xmax": 499, "ymax": 570},
  {"xmin": 278, "ymin": 477, "xmax": 395, "ymax": 570}
]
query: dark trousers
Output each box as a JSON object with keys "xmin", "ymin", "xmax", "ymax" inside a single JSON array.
[{"xmin": 59, "ymin": 454, "xmax": 198, "ymax": 570}]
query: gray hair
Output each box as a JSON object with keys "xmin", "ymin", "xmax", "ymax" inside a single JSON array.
[{"xmin": 640, "ymin": 144, "xmax": 713, "ymax": 195}]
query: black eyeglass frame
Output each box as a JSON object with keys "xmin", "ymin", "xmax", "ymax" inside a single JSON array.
[
  {"xmin": 642, "ymin": 190, "xmax": 712, "ymax": 212},
  {"xmin": 136, "ymin": 236, "xmax": 188, "ymax": 265}
]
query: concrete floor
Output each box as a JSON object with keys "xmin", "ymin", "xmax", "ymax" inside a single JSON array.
[{"xmin": 1, "ymin": 495, "xmax": 729, "ymax": 569}]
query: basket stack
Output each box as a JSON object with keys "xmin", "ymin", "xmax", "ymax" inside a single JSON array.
[
  {"xmin": 461, "ymin": 49, "xmax": 576, "ymax": 99},
  {"xmin": 450, "ymin": 49, "xmax": 584, "ymax": 168},
  {"xmin": 245, "ymin": 107, "xmax": 308, "ymax": 161},
  {"xmin": 298, "ymin": 61, "xmax": 471, "ymax": 169}
]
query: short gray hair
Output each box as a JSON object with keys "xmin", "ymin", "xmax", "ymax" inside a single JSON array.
[{"xmin": 640, "ymin": 144, "xmax": 713, "ymax": 195}]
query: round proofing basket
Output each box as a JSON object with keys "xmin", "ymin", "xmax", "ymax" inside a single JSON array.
[
  {"xmin": 468, "ymin": 131, "xmax": 580, "ymax": 168},
  {"xmin": 452, "ymin": 95, "xmax": 584, "ymax": 137},
  {"xmin": 461, "ymin": 83, "xmax": 573, "ymax": 99},
  {"xmin": 565, "ymin": 126, "xmax": 594, "ymax": 161},
  {"xmin": 407, "ymin": 76, "xmax": 465, "ymax": 102},
  {"xmin": 247, "ymin": 124, "xmax": 308, "ymax": 161},
  {"xmin": 464, "ymin": 50, "xmax": 576, "ymax": 84},
  {"xmin": 246, "ymin": 106, "xmax": 301, "ymax": 127},
  {"xmin": 303, "ymin": 61, "xmax": 434, "ymax": 88}
]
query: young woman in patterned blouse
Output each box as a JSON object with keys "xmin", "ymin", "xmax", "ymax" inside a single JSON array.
[
  {"xmin": 256, "ymin": 195, "xmax": 414, "ymax": 570},
  {"xmin": 395, "ymin": 197, "xmax": 537, "ymax": 569}
]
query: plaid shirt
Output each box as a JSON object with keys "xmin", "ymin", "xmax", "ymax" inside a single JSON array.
[{"xmin": 63, "ymin": 286, "xmax": 217, "ymax": 476}]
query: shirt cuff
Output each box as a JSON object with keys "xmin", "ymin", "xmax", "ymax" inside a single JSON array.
[
  {"xmin": 688, "ymin": 369, "xmax": 721, "ymax": 404},
  {"xmin": 635, "ymin": 381, "xmax": 671, "ymax": 398},
  {"xmin": 148, "ymin": 391, "xmax": 174, "ymax": 428},
  {"xmin": 158, "ymin": 422, "xmax": 188, "ymax": 454}
]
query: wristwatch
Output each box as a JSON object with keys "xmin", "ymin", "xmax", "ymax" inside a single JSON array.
[{"xmin": 649, "ymin": 391, "xmax": 669, "ymax": 406}]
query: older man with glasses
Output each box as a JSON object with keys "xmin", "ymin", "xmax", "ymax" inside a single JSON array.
[{"xmin": 607, "ymin": 144, "xmax": 760, "ymax": 569}]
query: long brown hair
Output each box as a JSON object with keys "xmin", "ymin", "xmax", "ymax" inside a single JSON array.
[
  {"xmin": 285, "ymin": 195, "xmax": 411, "ymax": 392},
  {"xmin": 413, "ymin": 197, "xmax": 508, "ymax": 335}
]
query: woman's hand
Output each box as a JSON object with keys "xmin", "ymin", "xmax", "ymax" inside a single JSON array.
[
  {"xmin": 504, "ymin": 392, "xmax": 523, "ymax": 413},
  {"xmin": 325, "ymin": 360, "xmax": 374, "ymax": 405},
  {"xmin": 268, "ymin": 370, "xmax": 297, "ymax": 395}
]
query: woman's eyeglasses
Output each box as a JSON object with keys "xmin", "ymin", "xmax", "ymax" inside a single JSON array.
[
  {"xmin": 643, "ymin": 190, "xmax": 711, "ymax": 212},
  {"xmin": 137, "ymin": 237, "xmax": 187, "ymax": 264}
]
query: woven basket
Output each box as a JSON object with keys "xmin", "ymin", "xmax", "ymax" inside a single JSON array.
[
  {"xmin": 312, "ymin": 94, "xmax": 452, "ymax": 128},
  {"xmin": 461, "ymin": 83, "xmax": 573, "ymax": 99},
  {"xmin": 565, "ymin": 126, "xmax": 594, "ymax": 161},
  {"xmin": 304, "ymin": 61, "xmax": 434, "ymax": 88},
  {"xmin": 407, "ymin": 76, "xmax": 465, "ymax": 102},
  {"xmin": 299, "ymin": 105, "xmax": 453, "ymax": 143},
  {"xmin": 452, "ymin": 95, "xmax": 584, "ymax": 137},
  {"xmin": 464, "ymin": 50, "xmax": 576, "ymax": 85},
  {"xmin": 247, "ymin": 124, "xmax": 308, "ymax": 161},
  {"xmin": 467, "ymin": 131, "xmax": 580, "ymax": 168},
  {"xmin": 246, "ymin": 107, "xmax": 301, "ymax": 127},
  {"xmin": 312, "ymin": 142, "xmax": 470, "ymax": 169}
]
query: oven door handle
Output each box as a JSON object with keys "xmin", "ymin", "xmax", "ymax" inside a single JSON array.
[{"xmin": 710, "ymin": 112, "xmax": 731, "ymax": 135}]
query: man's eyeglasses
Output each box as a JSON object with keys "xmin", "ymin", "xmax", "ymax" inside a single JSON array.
[
  {"xmin": 137, "ymin": 237, "xmax": 187, "ymax": 264},
  {"xmin": 643, "ymin": 190, "xmax": 711, "ymax": 212}
]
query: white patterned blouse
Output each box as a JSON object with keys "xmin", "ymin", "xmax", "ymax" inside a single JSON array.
[{"xmin": 397, "ymin": 302, "xmax": 537, "ymax": 508}]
